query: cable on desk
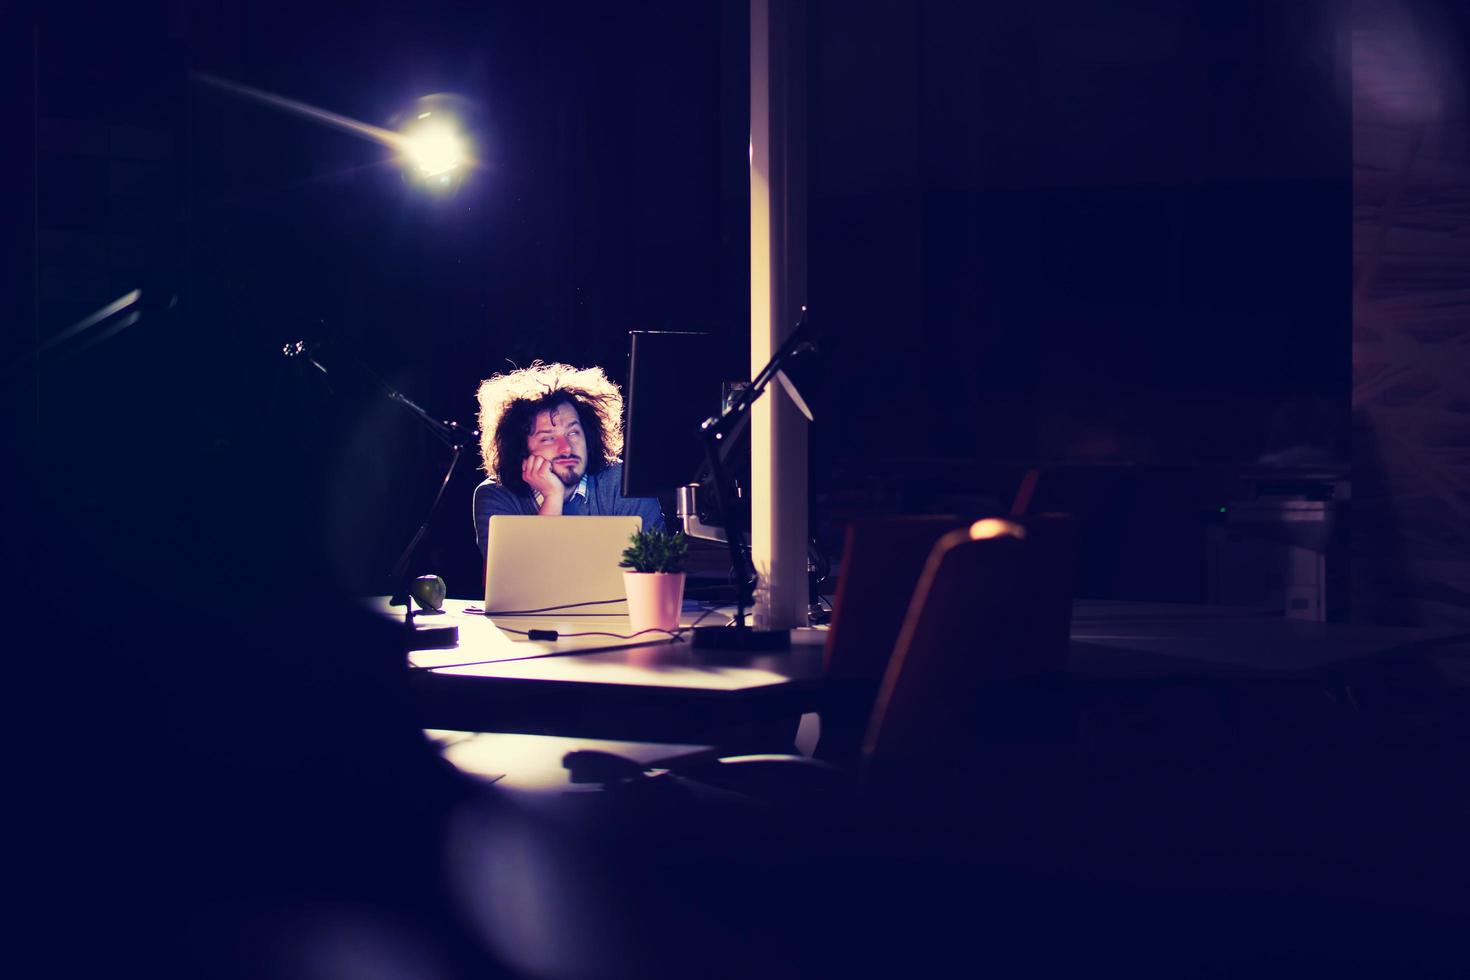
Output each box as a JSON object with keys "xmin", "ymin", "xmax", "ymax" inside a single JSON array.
[
  {"xmin": 494, "ymin": 602, "xmax": 731, "ymax": 643},
  {"xmin": 497, "ymin": 625, "xmax": 679, "ymax": 641},
  {"xmin": 477, "ymin": 597, "xmax": 629, "ymax": 616},
  {"xmin": 406, "ymin": 602, "xmax": 746, "ymax": 671},
  {"xmin": 454, "ymin": 599, "xmax": 731, "ymax": 645},
  {"xmin": 474, "ymin": 584, "xmax": 736, "ymax": 617}
]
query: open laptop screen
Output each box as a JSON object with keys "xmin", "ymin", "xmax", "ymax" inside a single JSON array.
[{"xmin": 483, "ymin": 515, "xmax": 642, "ymax": 615}]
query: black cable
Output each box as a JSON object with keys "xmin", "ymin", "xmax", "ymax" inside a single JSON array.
[
  {"xmin": 496, "ymin": 601, "xmax": 730, "ymax": 643},
  {"xmin": 407, "ymin": 601, "xmax": 742, "ymax": 670},
  {"xmin": 498, "ymin": 625, "xmax": 679, "ymax": 641},
  {"xmin": 475, "ymin": 596, "xmax": 629, "ymax": 615},
  {"xmin": 471, "ymin": 583, "xmax": 735, "ymax": 617}
]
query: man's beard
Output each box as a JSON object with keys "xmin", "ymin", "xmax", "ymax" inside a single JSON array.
[{"xmin": 555, "ymin": 460, "xmax": 582, "ymax": 487}]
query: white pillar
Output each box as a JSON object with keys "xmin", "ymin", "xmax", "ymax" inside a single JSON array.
[{"xmin": 750, "ymin": 0, "xmax": 808, "ymax": 629}]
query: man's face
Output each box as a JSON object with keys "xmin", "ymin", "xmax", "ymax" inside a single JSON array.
[{"xmin": 526, "ymin": 401, "xmax": 588, "ymax": 488}]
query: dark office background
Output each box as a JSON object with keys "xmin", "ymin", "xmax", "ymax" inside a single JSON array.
[{"xmin": 10, "ymin": 1, "xmax": 1466, "ymax": 617}]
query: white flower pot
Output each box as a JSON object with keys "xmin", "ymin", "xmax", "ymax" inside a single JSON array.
[{"xmin": 623, "ymin": 570, "xmax": 686, "ymax": 634}]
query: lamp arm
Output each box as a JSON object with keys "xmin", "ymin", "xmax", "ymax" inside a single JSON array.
[
  {"xmin": 699, "ymin": 419, "xmax": 757, "ymax": 629},
  {"xmin": 688, "ymin": 307, "xmax": 812, "ymax": 636}
]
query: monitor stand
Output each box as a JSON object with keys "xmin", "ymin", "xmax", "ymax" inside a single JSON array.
[{"xmin": 676, "ymin": 484, "xmax": 746, "ymax": 546}]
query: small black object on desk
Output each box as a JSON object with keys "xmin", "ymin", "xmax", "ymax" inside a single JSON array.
[{"xmin": 691, "ymin": 308, "xmax": 817, "ymax": 651}]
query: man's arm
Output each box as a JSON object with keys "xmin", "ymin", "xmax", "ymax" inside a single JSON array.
[{"xmin": 523, "ymin": 454, "xmax": 566, "ymax": 515}]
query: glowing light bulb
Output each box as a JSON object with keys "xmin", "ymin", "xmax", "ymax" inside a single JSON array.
[{"xmin": 403, "ymin": 121, "xmax": 465, "ymax": 178}]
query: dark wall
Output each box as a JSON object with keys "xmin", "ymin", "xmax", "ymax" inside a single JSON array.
[
  {"xmin": 809, "ymin": 0, "xmax": 1349, "ymax": 470},
  {"xmin": 807, "ymin": 0, "xmax": 1351, "ymax": 601}
]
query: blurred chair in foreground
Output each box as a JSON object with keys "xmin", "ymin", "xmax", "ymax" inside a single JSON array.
[
  {"xmin": 669, "ymin": 515, "xmax": 1078, "ymax": 810},
  {"xmin": 817, "ymin": 516, "xmax": 972, "ymax": 767},
  {"xmin": 863, "ymin": 516, "xmax": 1078, "ymax": 793}
]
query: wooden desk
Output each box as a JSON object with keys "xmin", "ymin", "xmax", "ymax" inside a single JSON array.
[
  {"xmin": 392, "ymin": 599, "xmax": 1468, "ymax": 742},
  {"xmin": 395, "ymin": 600, "xmax": 826, "ymax": 742}
]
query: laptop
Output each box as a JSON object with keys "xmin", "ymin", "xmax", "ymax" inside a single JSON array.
[{"xmin": 483, "ymin": 515, "xmax": 643, "ymax": 615}]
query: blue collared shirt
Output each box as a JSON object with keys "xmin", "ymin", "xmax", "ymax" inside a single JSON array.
[{"xmin": 530, "ymin": 474, "xmax": 588, "ymax": 509}]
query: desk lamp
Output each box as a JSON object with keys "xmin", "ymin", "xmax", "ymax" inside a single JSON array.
[
  {"xmin": 285, "ymin": 341, "xmax": 476, "ymax": 648},
  {"xmin": 691, "ymin": 308, "xmax": 816, "ymax": 651}
]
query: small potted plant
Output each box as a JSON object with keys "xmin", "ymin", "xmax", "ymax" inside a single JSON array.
[{"xmin": 619, "ymin": 527, "xmax": 689, "ymax": 634}]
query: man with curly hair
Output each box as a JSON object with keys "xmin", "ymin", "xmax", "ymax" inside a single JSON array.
[{"xmin": 472, "ymin": 362, "xmax": 665, "ymax": 560}]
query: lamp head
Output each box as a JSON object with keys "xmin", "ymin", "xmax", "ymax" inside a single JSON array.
[{"xmin": 389, "ymin": 93, "xmax": 480, "ymax": 192}]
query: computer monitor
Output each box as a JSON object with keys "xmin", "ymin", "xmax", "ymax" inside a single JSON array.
[{"xmin": 622, "ymin": 330, "xmax": 732, "ymax": 498}]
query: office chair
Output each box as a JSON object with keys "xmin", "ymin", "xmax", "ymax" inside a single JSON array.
[
  {"xmin": 861, "ymin": 526, "xmax": 1026, "ymax": 774},
  {"xmin": 666, "ymin": 516, "xmax": 1078, "ymax": 808},
  {"xmin": 1011, "ymin": 513, "xmax": 1081, "ymax": 678},
  {"xmin": 817, "ymin": 515, "xmax": 971, "ymax": 767},
  {"xmin": 862, "ymin": 517, "xmax": 1079, "ymax": 815},
  {"xmin": 817, "ymin": 514, "xmax": 1077, "ymax": 768}
]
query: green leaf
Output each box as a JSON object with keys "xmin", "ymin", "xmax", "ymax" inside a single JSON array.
[{"xmin": 619, "ymin": 527, "xmax": 689, "ymax": 573}]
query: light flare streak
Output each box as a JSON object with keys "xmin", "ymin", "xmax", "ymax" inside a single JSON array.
[
  {"xmin": 194, "ymin": 73, "xmax": 408, "ymax": 150},
  {"xmin": 193, "ymin": 73, "xmax": 472, "ymax": 183}
]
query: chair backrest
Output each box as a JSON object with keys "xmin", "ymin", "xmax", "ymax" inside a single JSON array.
[
  {"xmin": 861, "ymin": 516, "xmax": 1078, "ymax": 776},
  {"xmin": 816, "ymin": 516, "xmax": 969, "ymax": 767},
  {"xmin": 1011, "ymin": 513, "xmax": 1080, "ymax": 678},
  {"xmin": 823, "ymin": 516, "xmax": 970, "ymax": 680}
]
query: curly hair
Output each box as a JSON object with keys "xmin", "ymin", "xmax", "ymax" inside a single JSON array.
[{"xmin": 476, "ymin": 361, "xmax": 625, "ymax": 494}]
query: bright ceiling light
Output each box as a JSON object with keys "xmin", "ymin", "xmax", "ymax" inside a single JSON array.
[{"xmin": 401, "ymin": 114, "xmax": 466, "ymax": 179}]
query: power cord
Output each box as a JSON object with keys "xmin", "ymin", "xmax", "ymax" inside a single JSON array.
[
  {"xmin": 407, "ymin": 603, "xmax": 744, "ymax": 671},
  {"xmin": 475, "ymin": 584, "xmax": 735, "ymax": 617},
  {"xmin": 463, "ymin": 599, "xmax": 730, "ymax": 643},
  {"xmin": 477, "ymin": 597, "xmax": 630, "ymax": 616},
  {"xmin": 499, "ymin": 625, "xmax": 677, "ymax": 641}
]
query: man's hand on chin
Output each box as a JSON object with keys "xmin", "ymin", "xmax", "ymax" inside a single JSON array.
[{"xmin": 524, "ymin": 455, "xmax": 567, "ymax": 515}]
